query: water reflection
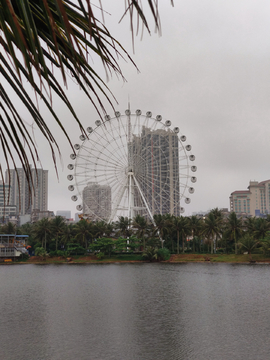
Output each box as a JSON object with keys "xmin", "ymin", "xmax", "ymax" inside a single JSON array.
[{"xmin": 0, "ymin": 263, "xmax": 269, "ymax": 360}]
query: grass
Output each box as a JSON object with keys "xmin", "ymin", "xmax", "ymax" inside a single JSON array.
[
  {"xmin": 4, "ymin": 253, "xmax": 270, "ymax": 264},
  {"xmin": 170, "ymin": 253, "xmax": 270, "ymax": 263}
]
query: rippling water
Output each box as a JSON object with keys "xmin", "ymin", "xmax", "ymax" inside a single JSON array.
[{"xmin": 0, "ymin": 263, "xmax": 269, "ymax": 360}]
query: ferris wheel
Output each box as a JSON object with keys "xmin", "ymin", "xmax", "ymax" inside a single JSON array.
[{"xmin": 67, "ymin": 109, "xmax": 197, "ymax": 223}]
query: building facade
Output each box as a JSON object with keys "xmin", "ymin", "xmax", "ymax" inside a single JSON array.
[
  {"xmin": 0, "ymin": 181, "xmax": 17, "ymax": 223},
  {"xmin": 83, "ymin": 182, "xmax": 111, "ymax": 221},
  {"xmin": 130, "ymin": 126, "xmax": 180, "ymax": 216},
  {"xmin": 230, "ymin": 180, "xmax": 270, "ymax": 217},
  {"xmin": 5, "ymin": 167, "xmax": 48, "ymax": 216}
]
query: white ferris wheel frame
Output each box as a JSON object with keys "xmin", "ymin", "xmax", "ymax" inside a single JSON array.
[{"xmin": 67, "ymin": 109, "xmax": 197, "ymax": 223}]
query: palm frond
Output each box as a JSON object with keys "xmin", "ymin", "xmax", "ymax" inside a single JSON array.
[{"xmin": 0, "ymin": 0, "xmax": 172, "ymax": 191}]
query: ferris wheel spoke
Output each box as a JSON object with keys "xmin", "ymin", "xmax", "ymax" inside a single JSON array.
[
  {"xmin": 78, "ymin": 148, "xmax": 128, "ymax": 170},
  {"xmin": 97, "ymin": 129, "xmax": 129, "ymax": 163},
  {"xmin": 81, "ymin": 140, "xmax": 128, "ymax": 167}
]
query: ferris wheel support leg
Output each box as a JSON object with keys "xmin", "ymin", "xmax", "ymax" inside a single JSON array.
[
  {"xmin": 108, "ymin": 178, "xmax": 128, "ymax": 223},
  {"xmin": 128, "ymin": 173, "xmax": 135, "ymax": 220},
  {"xmin": 133, "ymin": 175, "xmax": 163, "ymax": 247}
]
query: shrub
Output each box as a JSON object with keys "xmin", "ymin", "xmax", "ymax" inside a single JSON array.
[
  {"xmin": 35, "ymin": 247, "xmax": 48, "ymax": 259},
  {"xmin": 49, "ymin": 250, "xmax": 57, "ymax": 256},
  {"xmin": 67, "ymin": 244, "xmax": 86, "ymax": 255},
  {"xmin": 157, "ymin": 248, "xmax": 171, "ymax": 261},
  {"xmin": 96, "ymin": 252, "xmax": 104, "ymax": 260},
  {"xmin": 216, "ymin": 248, "xmax": 225, "ymax": 254},
  {"xmin": 19, "ymin": 253, "xmax": 29, "ymax": 260},
  {"xmin": 142, "ymin": 247, "xmax": 158, "ymax": 261},
  {"xmin": 49, "ymin": 250, "xmax": 70, "ymax": 258}
]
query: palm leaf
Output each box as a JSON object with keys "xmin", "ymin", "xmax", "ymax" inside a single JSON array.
[{"xmin": 0, "ymin": 0, "xmax": 172, "ymax": 192}]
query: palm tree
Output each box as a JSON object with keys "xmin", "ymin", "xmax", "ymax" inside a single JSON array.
[
  {"xmin": 132, "ymin": 214, "xmax": 149, "ymax": 250},
  {"xmin": 61, "ymin": 224, "xmax": 75, "ymax": 247},
  {"xmin": 104, "ymin": 223, "xmax": 115, "ymax": 238},
  {"xmin": 95, "ymin": 221, "xmax": 108, "ymax": 239},
  {"xmin": 51, "ymin": 216, "xmax": 66, "ymax": 251},
  {"xmin": 1, "ymin": 1, "xmax": 172, "ymax": 185},
  {"xmin": 153, "ymin": 214, "xmax": 171, "ymax": 249},
  {"xmin": 1, "ymin": 222, "xmax": 16, "ymax": 234},
  {"xmin": 210, "ymin": 208, "xmax": 224, "ymax": 250},
  {"xmin": 244, "ymin": 217, "xmax": 257, "ymax": 234},
  {"xmin": 172, "ymin": 216, "xmax": 182, "ymax": 254},
  {"xmin": 18, "ymin": 222, "xmax": 33, "ymax": 235},
  {"xmin": 74, "ymin": 219, "xmax": 92, "ymax": 249},
  {"xmin": 115, "ymin": 216, "xmax": 132, "ymax": 238},
  {"xmin": 253, "ymin": 218, "xmax": 270, "ymax": 241},
  {"xmin": 33, "ymin": 217, "xmax": 52, "ymax": 251},
  {"xmin": 238, "ymin": 234, "xmax": 260, "ymax": 259},
  {"xmin": 188, "ymin": 215, "xmax": 203, "ymax": 252},
  {"xmin": 202, "ymin": 212, "xmax": 222, "ymax": 254},
  {"xmin": 260, "ymin": 233, "xmax": 270, "ymax": 255},
  {"xmin": 226, "ymin": 212, "xmax": 242, "ymax": 255},
  {"xmin": 179, "ymin": 217, "xmax": 191, "ymax": 254}
]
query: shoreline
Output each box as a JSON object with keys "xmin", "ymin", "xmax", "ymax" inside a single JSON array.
[
  {"xmin": 1, "ymin": 253, "xmax": 270, "ymax": 265},
  {"xmin": 1, "ymin": 261, "xmax": 270, "ymax": 265}
]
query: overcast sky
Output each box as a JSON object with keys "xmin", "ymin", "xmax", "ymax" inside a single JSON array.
[{"xmin": 6, "ymin": 0, "xmax": 270, "ymax": 218}]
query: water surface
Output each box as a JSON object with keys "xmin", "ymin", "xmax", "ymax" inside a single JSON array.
[{"xmin": 0, "ymin": 263, "xmax": 269, "ymax": 360}]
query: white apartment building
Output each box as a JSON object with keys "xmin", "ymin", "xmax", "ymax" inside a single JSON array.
[
  {"xmin": 230, "ymin": 180, "xmax": 270, "ymax": 217},
  {"xmin": 5, "ymin": 167, "xmax": 48, "ymax": 216}
]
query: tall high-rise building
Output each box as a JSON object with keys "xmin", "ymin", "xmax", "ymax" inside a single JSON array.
[
  {"xmin": 0, "ymin": 181, "xmax": 10, "ymax": 206},
  {"xmin": 5, "ymin": 167, "xmax": 48, "ymax": 216},
  {"xmin": 130, "ymin": 126, "xmax": 180, "ymax": 216},
  {"xmin": 230, "ymin": 179, "xmax": 270, "ymax": 217},
  {"xmin": 83, "ymin": 182, "xmax": 111, "ymax": 221},
  {"xmin": 0, "ymin": 181, "xmax": 17, "ymax": 220}
]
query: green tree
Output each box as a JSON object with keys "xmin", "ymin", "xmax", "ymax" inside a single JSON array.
[
  {"xmin": 35, "ymin": 247, "xmax": 48, "ymax": 259},
  {"xmin": 238, "ymin": 234, "xmax": 260, "ymax": 260},
  {"xmin": 225, "ymin": 212, "xmax": 242, "ymax": 255},
  {"xmin": 51, "ymin": 216, "xmax": 66, "ymax": 251},
  {"xmin": 95, "ymin": 221, "xmax": 108, "ymax": 239},
  {"xmin": 1, "ymin": 222, "xmax": 16, "ymax": 234},
  {"xmin": 142, "ymin": 247, "xmax": 158, "ymax": 262},
  {"xmin": 172, "ymin": 216, "xmax": 183, "ymax": 254},
  {"xmin": 61, "ymin": 224, "xmax": 75, "ymax": 247},
  {"xmin": 253, "ymin": 218, "xmax": 270, "ymax": 241},
  {"xmin": 33, "ymin": 217, "xmax": 52, "ymax": 251},
  {"xmin": 104, "ymin": 223, "xmax": 115, "ymax": 238},
  {"xmin": 260, "ymin": 233, "xmax": 270, "ymax": 255},
  {"xmin": 1, "ymin": 1, "xmax": 172, "ymax": 185},
  {"xmin": 153, "ymin": 214, "xmax": 172, "ymax": 248},
  {"xmin": 132, "ymin": 214, "xmax": 149, "ymax": 250},
  {"xmin": 115, "ymin": 216, "xmax": 132, "ymax": 238},
  {"xmin": 18, "ymin": 222, "xmax": 33, "ymax": 236},
  {"xmin": 188, "ymin": 215, "xmax": 203, "ymax": 252},
  {"xmin": 74, "ymin": 219, "xmax": 92, "ymax": 249},
  {"xmin": 179, "ymin": 217, "xmax": 191, "ymax": 254},
  {"xmin": 244, "ymin": 217, "xmax": 257, "ymax": 235},
  {"xmin": 89, "ymin": 237, "xmax": 116, "ymax": 258},
  {"xmin": 202, "ymin": 212, "xmax": 222, "ymax": 254}
]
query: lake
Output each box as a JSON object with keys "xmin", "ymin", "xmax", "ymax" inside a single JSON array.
[{"xmin": 0, "ymin": 263, "xmax": 269, "ymax": 360}]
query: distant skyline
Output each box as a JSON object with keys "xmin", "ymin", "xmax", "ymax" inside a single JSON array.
[{"xmin": 4, "ymin": 1, "xmax": 270, "ymax": 218}]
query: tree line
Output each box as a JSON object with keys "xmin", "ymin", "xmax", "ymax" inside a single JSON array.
[{"xmin": 2, "ymin": 209, "xmax": 270, "ymax": 257}]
